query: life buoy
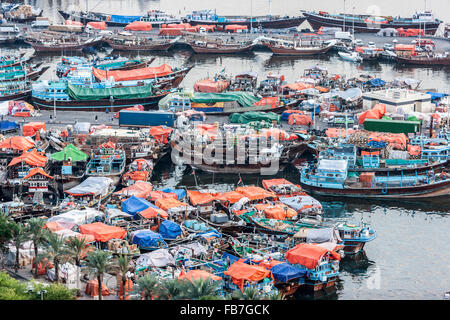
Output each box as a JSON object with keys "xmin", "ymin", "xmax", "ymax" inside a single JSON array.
[{"xmin": 106, "ymin": 16, "xmax": 111, "ymax": 22}]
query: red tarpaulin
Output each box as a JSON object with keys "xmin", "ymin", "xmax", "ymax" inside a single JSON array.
[
  {"xmin": 93, "ymin": 64, "xmax": 173, "ymax": 82},
  {"xmin": 0, "ymin": 136, "xmax": 34, "ymax": 151}
]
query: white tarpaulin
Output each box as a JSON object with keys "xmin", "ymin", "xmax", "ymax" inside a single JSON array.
[
  {"xmin": 74, "ymin": 122, "xmax": 91, "ymax": 134},
  {"xmin": 170, "ymin": 241, "xmax": 207, "ymax": 259},
  {"xmin": 0, "ymin": 101, "xmax": 9, "ymax": 116},
  {"xmin": 65, "ymin": 176, "xmax": 114, "ymax": 197},
  {"xmin": 136, "ymin": 248, "xmax": 175, "ymax": 269},
  {"xmin": 47, "ymin": 208, "xmax": 104, "ymax": 226},
  {"xmin": 47, "ymin": 262, "xmax": 77, "ymax": 282}
]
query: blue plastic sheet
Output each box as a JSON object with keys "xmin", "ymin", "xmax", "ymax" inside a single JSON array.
[
  {"xmin": 365, "ymin": 78, "xmax": 386, "ymax": 87},
  {"xmin": 160, "ymin": 188, "xmax": 186, "ymax": 200},
  {"xmin": 159, "ymin": 220, "xmax": 182, "ymax": 239},
  {"xmin": 271, "ymin": 263, "xmax": 307, "ymax": 282},
  {"xmin": 131, "ymin": 230, "xmax": 167, "ymax": 249},
  {"xmin": 121, "ymin": 195, "xmax": 155, "ymax": 216}
]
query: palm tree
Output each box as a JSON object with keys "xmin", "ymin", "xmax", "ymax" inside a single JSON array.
[
  {"xmin": 10, "ymin": 222, "xmax": 31, "ymax": 273},
  {"xmin": 27, "ymin": 218, "xmax": 48, "ymax": 278},
  {"xmin": 39, "ymin": 233, "xmax": 71, "ymax": 283},
  {"xmin": 86, "ymin": 250, "xmax": 113, "ymax": 301},
  {"xmin": 263, "ymin": 291, "xmax": 285, "ymax": 300},
  {"xmin": 133, "ymin": 273, "xmax": 158, "ymax": 300},
  {"xmin": 67, "ymin": 236, "xmax": 88, "ymax": 294},
  {"xmin": 184, "ymin": 278, "xmax": 221, "ymax": 300},
  {"xmin": 232, "ymin": 287, "xmax": 262, "ymax": 300},
  {"xmin": 116, "ymin": 254, "xmax": 132, "ymax": 300},
  {"xmin": 155, "ymin": 278, "xmax": 187, "ymax": 300}
]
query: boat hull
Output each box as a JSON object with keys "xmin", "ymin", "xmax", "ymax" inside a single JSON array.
[
  {"xmin": 25, "ymin": 39, "xmax": 103, "ymax": 52},
  {"xmin": 303, "ymin": 12, "xmax": 441, "ymax": 34},
  {"xmin": 0, "ymin": 66, "xmax": 49, "ymax": 83},
  {"xmin": 186, "ymin": 17, "xmax": 306, "ymax": 29},
  {"xmin": 300, "ymin": 179, "xmax": 450, "ymax": 199},
  {"xmin": 106, "ymin": 39, "xmax": 175, "ymax": 51},
  {"xmin": 189, "ymin": 44, "xmax": 255, "ymax": 54},
  {"xmin": 0, "ymin": 89, "xmax": 31, "ymax": 101},
  {"xmin": 267, "ymin": 44, "xmax": 333, "ymax": 56},
  {"xmin": 396, "ymin": 55, "xmax": 450, "ymax": 66}
]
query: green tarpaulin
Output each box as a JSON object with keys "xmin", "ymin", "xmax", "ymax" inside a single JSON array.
[
  {"xmin": 50, "ymin": 144, "xmax": 89, "ymax": 162},
  {"xmin": 191, "ymin": 92, "xmax": 260, "ymax": 106},
  {"xmin": 229, "ymin": 111, "xmax": 281, "ymax": 124},
  {"xmin": 67, "ymin": 83, "xmax": 153, "ymax": 100},
  {"xmin": 382, "ymin": 116, "xmax": 392, "ymax": 120}
]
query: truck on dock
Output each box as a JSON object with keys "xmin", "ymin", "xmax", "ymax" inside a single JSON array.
[
  {"xmin": 118, "ymin": 111, "xmax": 175, "ymax": 128},
  {"xmin": 363, "ymin": 119, "xmax": 421, "ymax": 134},
  {"xmin": 0, "ymin": 120, "xmax": 19, "ymax": 134}
]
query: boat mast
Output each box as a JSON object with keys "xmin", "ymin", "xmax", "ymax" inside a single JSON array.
[
  {"xmin": 343, "ymin": 0, "xmax": 346, "ymax": 32},
  {"xmin": 250, "ymin": 0, "xmax": 253, "ymax": 33}
]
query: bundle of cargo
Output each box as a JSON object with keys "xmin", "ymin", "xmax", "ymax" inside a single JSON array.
[{"xmin": 348, "ymin": 130, "xmax": 408, "ymax": 151}]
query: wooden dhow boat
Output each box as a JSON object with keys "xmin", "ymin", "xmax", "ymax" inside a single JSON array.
[
  {"xmin": 396, "ymin": 53, "xmax": 450, "ymax": 66},
  {"xmin": 256, "ymin": 36, "xmax": 336, "ymax": 56},
  {"xmin": 104, "ymin": 36, "xmax": 178, "ymax": 51},
  {"xmin": 25, "ymin": 36, "xmax": 104, "ymax": 52}
]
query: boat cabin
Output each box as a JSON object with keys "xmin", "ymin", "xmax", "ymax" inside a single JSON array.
[{"xmin": 23, "ymin": 167, "xmax": 53, "ymax": 193}]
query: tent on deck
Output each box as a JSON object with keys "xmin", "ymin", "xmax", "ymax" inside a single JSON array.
[{"xmin": 50, "ymin": 144, "xmax": 88, "ymax": 162}]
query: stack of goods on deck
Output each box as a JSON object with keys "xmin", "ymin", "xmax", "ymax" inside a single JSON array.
[
  {"xmin": 347, "ymin": 130, "xmax": 409, "ymax": 158},
  {"xmin": 194, "ymin": 78, "xmax": 230, "ymax": 93},
  {"xmin": 159, "ymin": 23, "xmax": 196, "ymax": 36},
  {"xmin": 124, "ymin": 21, "xmax": 153, "ymax": 31}
]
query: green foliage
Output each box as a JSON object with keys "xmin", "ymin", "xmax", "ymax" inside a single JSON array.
[
  {"xmin": 0, "ymin": 271, "xmax": 28, "ymax": 300},
  {"xmin": 133, "ymin": 273, "xmax": 158, "ymax": 300},
  {"xmin": 31, "ymin": 282, "xmax": 77, "ymax": 300},
  {"xmin": 86, "ymin": 250, "xmax": 113, "ymax": 277},
  {"xmin": 184, "ymin": 278, "xmax": 222, "ymax": 300},
  {"xmin": 232, "ymin": 287, "xmax": 262, "ymax": 300},
  {"xmin": 154, "ymin": 278, "xmax": 187, "ymax": 300},
  {"xmin": 66, "ymin": 236, "xmax": 88, "ymax": 266},
  {"xmin": 0, "ymin": 214, "xmax": 14, "ymax": 252}
]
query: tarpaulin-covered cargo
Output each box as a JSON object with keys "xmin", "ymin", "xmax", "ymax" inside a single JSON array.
[
  {"xmin": 305, "ymin": 228, "xmax": 337, "ymax": 244},
  {"xmin": 281, "ymin": 110, "xmax": 303, "ymax": 121},
  {"xmin": 216, "ymin": 191, "xmax": 245, "ymax": 204},
  {"xmin": 87, "ymin": 21, "xmax": 106, "ymax": 30},
  {"xmin": 67, "ymin": 83, "xmax": 154, "ymax": 100},
  {"xmin": 121, "ymin": 195, "xmax": 154, "ymax": 216},
  {"xmin": 194, "ymin": 79, "xmax": 230, "ymax": 93},
  {"xmin": 288, "ymin": 114, "xmax": 312, "ymax": 126},
  {"xmin": 235, "ymin": 186, "xmax": 275, "ymax": 201},
  {"xmin": 8, "ymin": 100, "xmax": 35, "ymax": 116},
  {"xmin": 270, "ymin": 262, "xmax": 307, "ymax": 283},
  {"xmin": 253, "ymin": 96, "xmax": 279, "ymax": 109},
  {"xmin": 130, "ymin": 230, "xmax": 166, "ymax": 248},
  {"xmin": 138, "ymin": 206, "xmax": 168, "ymax": 219},
  {"xmin": 79, "ymin": 222, "xmax": 126, "ymax": 242},
  {"xmin": 50, "ymin": 144, "xmax": 88, "ymax": 162},
  {"xmin": 278, "ymin": 195, "xmax": 322, "ymax": 213},
  {"xmin": 65, "ymin": 20, "xmax": 84, "ymax": 26},
  {"xmin": 155, "ymin": 198, "xmax": 188, "ymax": 211},
  {"xmin": 147, "ymin": 190, "xmax": 178, "ymax": 202},
  {"xmin": 224, "ymin": 261, "xmax": 272, "ymax": 292},
  {"xmin": 54, "ymin": 229, "xmax": 96, "ymax": 243},
  {"xmin": 92, "ymin": 64, "xmax": 172, "ymax": 82},
  {"xmin": 136, "ymin": 248, "xmax": 174, "ymax": 269},
  {"xmin": 253, "ymin": 203, "xmax": 297, "ymax": 220},
  {"xmin": 224, "ymin": 24, "xmax": 248, "ymax": 32},
  {"xmin": 171, "ymin": 241, "xmax": 207, "ymax": 258},
  {"xmin": 22, "ymin": 122, "xmax": 46, "ymax": 136},
  {"xmin": 65, "ymin": 176, "xmax": 114, "ymax": 197},
  {"xmin": 178, "ymin": 270, "xmax": 222, "ymax": 282},
  {"xmin": 159, "ymin": 220, "xmax": 182, "ymax": 239},
  {"xmin": 280, "ymin": 82, "xmax": 314, "ymax": 91},
  {"xmin": 85, "ymin": 280, "xmax": 110, "ymax": 297},
  {"xmin": 114, "ymin": 181, "xmax": 153, "ymax": 198},
  {"xmin": 285, "ymin": 243, "xmax": 340, "ymax": 270},
  {"xmin": 230, "ymin": 111, "xmax": 281, "ymax": 124},
  {"xmin": 47, "ymin": 208, "xmax": 104, "ymax": 226},
  {"xmin": 325, "ymin": 128, "xmax": 355, "ymax": 138},
  {"xmin": 8, "ymin": 149, "xmax": 47, "ymax": 167},
  {"xmin": 187, "ymin": 190, "xmax": 215, "ymax": 205},
  {"xmin": 191, "ymin": 92, "xmax": 260, "ymax": 107},
  {"xmin": 0, "ymin": 136, "xmax": 34, "ymax": 151},
  {"xmin": 124, "ymin": 21, "xmax": 153, "ymax": 31},
  {"xmin": 0, "ymin": 120, "xmax": 19, "ymax": 132}
]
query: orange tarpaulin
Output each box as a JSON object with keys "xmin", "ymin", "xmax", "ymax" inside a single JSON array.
[
  {"xmin": 124, "ymin": 21, "xmax": 152, "ymax": 31},
  {"xmin": 85, "ymin": 280, "xmax": 110, "ymax": 297},
  {"xmin": 325, "ymin": 128, "xmax": 355, "ymax": 138},
  {"xmin": 224, "ymin": 261, "xmax": 272, "ymax": 292},
  {"xmin": 193, "ymin": 25, "xmax": 215, "ymax": 32},
  {"xmin": 122, "ymin": 170, "xmax": 149, "ymax": 182},
  {"xmin": 163, "ymin": 23, "xmax": 191, "ymax": 29},
  {"xmin": 22, "ymin": 122, "xmax": 46, "ymax": 136},
  {"xmin": 224, "ymin": 24, "xmax": 248, "ymax": 32},
  {"xmin": 114, "ymin": 105, "xmax": 144, "ymax": 118},
  {"xmin": 407, "ymin": 145, "xmax": 421, "ymax": 156},
  {"xmin": 149, "ymin": 126, "xmax": 173, "ymax": 144},
  {"xmin": 194, "ymin": 79, "xmax": 230, "ymax": 93},
  {"xmin": 187, "ymin": 190, "xmax": 215, "ymax": 205},
  {"xmin": 367, "ymin": 132, "xmax": 408, "ymax": 150},
  {"xmin": 360, "ymin": 172, "xmax": 375, "ymax": 185},
  {"xmin": 235, "ymin": 186, "xmax": 275, "ymax": 201},
  {"xmin": 44, "ymin": 221, "xmax": 73, "ymax": 232},
  {"xmin": 358, "ymin": 109, "xmax": 381, "ymax": 124},
  {"xmin": 87, "ymin": 21, "xmax": 106, "ymax": 30},
  {"xmin": 288, "ymin": 114, "xmax": 312, "ymax": 126},
  {"xmin": 155, "ymin": 198, "xmax": 188, "ymax": 211},
  {"xmin": 264, "ymin": 128, "xmax": 290, "ymax": 140},
  {"xmin": 262, "ymin": 178, "xmax": 296, "ymax": 190},
  {"xmin": 99, "ymin": 141, "xmax": 116, "ymax": 149},
  {"xmin": 79, "ymin": 222, "xmax": 126, "ymax": 242},
  {"xmin": 0, "ymin": 136, "xmax": 34, "ymax": 151},
  {"xmin": 138, "ymin": 206, "xmax": 169, "ymax": 219},
  {"xmin": 147, "ymin": 190, "xmax": 178, "ymax": 202},
  {"xmin": 8, "ymin": 149, "xmax": 47, "ymax": 167},
  {"xmin": 114, "ymin": 181, "xmax": 153, "ymax": 198},
  {"xmin": 253, "ymin": 203, "xmax": 297, "ymax": 220},
  {"xmin": 216, "ymin": 191, "xmax": 245, "ymax": 204},
  {"xmin": 93, "ymin": 64, "xmax": 173, "ymax": 82},
  {"xmin": 65, "ymin": 20, "xmax": 83, "ymax": 26},
  {"xmin": 178, "ymin": 269, "xmax": 222, "ymax": 282},
  {"xmin": 119, "ymin": 278, "xmax": 134, "ymax": 300},
  {"xmin": 254, "ymin": 97, "xmax": 279, "ymax": 109},
  {"xmin": 281, "ymin": 82, "xmax": 314, "ymax": 91},
  {"xmin": 285, "ymin": 243, "xmax": 341, "ymax": 270},
  {"xmin": 257, "ymin": 259, "xmax": 283, "ymax": 270},
  {"xmin": 23, "ymin": 167, "xmax": 53, "ymax": 179}
]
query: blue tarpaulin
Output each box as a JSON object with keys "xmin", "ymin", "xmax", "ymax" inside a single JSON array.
[
  {"xmin": 221, "ymin": 252, "xmax": 247, "ymax": 265},
  {"xmin": 365, "ymin": 78, "xmax": 386, "ymax": 87},
  {"xmin": 122, "ymin": 195, "xmax": 157, "ymax": 216},
  {"xmin": 0, "ymin": 120, "xmax": 19, "ymax": 132},
  {"xmin": 159, "ymin": 220, "xmax": 182, "ymax": 239},
  {"xmin": 426, "ymin": 92, "xmax": 448, "ymax": 102},
  {"xmin": 131, "ymin": 230, "xmax": 167, "ymax": 249},
  {"xmin": 271, "ymin": 263, "xmax": 307, "ymax": 282},
  {"xmin": 196, "ymin": 230, "xmax": 222, "ymax": 240},
  {"xmin": 161, "ymin": 188, "xmax": 186, "ymax": 200}
]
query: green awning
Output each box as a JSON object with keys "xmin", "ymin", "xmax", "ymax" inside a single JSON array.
[
  {"xmin": 67, "ymin": 83, "xmax": 153, "ymax": 100},
  {"xmin": 191, "ymin": 92, "xmax": 260, "ymax": 106},
  {"xmin": 50, "ymin": 144, "xmax": 88, "ymax": 162},
  {"xmin": 230, "ymin": 111, "xmax": 281, "ymax": 124}
]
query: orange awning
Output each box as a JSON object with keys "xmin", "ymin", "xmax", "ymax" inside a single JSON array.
[
  {"xmin": 8, "ymin": 149, "xmax": 47, "ymax": 167},
  {"xmin": 23, "ymin": 167, "xmax": 53, "ymax": 180}
]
